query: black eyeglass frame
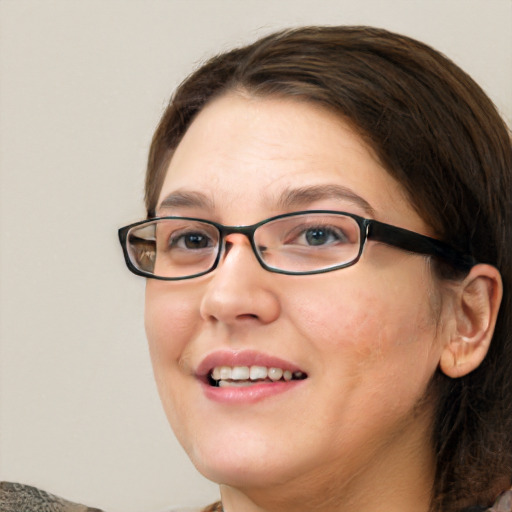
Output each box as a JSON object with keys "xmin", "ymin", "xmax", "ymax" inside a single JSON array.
[{"xmin": 118, "ymin": 210, "xmax": 477, "ymax": 280}]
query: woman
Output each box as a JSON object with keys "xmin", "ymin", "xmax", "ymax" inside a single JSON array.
[
  {"xmin": 117, "ymin": 26, "xmax": 512, "ymax": 512},
  {"xmin": 1, "ymin": 23, "xmax": 510, "ymax": 512}
]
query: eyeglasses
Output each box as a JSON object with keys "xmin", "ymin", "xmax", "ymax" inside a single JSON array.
[{"xmin": 118, "ymin": 210, "xmax": 476, "ymax": 280}]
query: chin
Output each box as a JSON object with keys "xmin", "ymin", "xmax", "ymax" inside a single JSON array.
[
  {"xmin": 182, "ymin": 431, "xmax": 297, "ymax": 488},
  {"xmin": 195, "ymin": 458, "xmax": 292, "ymax": 490}
]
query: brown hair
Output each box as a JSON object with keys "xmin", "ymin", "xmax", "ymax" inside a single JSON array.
[{"xmin": 145, "ymin": 26, "xmax": 512, "ymax": 511}]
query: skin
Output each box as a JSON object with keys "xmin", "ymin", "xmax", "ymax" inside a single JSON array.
[{"xmin": 144, "ymin": 93, "xmax": 472, "ymax": 512}]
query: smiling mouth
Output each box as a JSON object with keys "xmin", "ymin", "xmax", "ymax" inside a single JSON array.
[{"xmin": 208, "ymin": 365, "xmax": 308, "ymax": 387}]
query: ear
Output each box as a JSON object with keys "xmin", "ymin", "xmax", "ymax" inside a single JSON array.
[{"xmin": 439, "ymin": 264, "xmax": 503, "ymax": 378}]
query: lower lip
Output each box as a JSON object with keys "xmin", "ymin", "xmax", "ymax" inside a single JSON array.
[{"xmin": 200, "ymin": 379, "xmax": 305, "ymax": 404}]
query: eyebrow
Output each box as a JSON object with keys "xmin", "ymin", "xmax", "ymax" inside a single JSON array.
[
  {"xmin": 156, "ymin": 184, "xmax": 375, "ymax": 218},
  {"xmin": 157, "ymin": 190, "xmax": 215, "ymax": 212},
  {"xmin": 275, "ymin": 184, "xmax": 375, "ymax": 216}
]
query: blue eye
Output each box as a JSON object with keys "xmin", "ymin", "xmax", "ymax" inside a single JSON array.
[
  {"xmin": 299, "ymin": 226, "xmax": 348, "ymax": 246},
  {"xmin": 305, "ymin": 227, "xmax": 338, "ymax": 245}
]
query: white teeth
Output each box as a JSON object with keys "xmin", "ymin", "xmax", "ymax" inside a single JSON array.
[
  {"xmin": 268, "ymin": 367, "xmax": 283, "ymax": 381},
  {"xmin": 219, "ymin": 366, "xmax": 232, "ymax": 380},
  {"xmin": 250, "ymin": 366, "xmax": 268, "ymax": 380},
  {"xmin": 219, "ymin": 380, "xmax": 254, "ymax": 388},
  {"xmin": 210, "ymin": 365, "xmax": 305, "ymax": 385},
  {"xmin": 231, "ymin": 366, "xmax": 250, "ymax": 380}
]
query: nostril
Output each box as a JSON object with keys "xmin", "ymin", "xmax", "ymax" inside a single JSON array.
[{"xmin": 236, "ymin": 313, "xmax": 259, "ymax": 320}]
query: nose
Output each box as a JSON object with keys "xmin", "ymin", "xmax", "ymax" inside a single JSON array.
[{"xmin": 199, "ymin": 234, "xmax": 281, "ymax": 325}]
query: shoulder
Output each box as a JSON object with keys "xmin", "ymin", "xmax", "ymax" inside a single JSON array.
[
  {"xmin": 488, "ymin": 488, "xmax": 512, "ymax": 512},
  {"xmin": 1, "ymin": 482, "xmax": 212, "ymax": 512},
  {"xmin": 0, "ymin": 482, "xmax": 104, "ymax": 512}
]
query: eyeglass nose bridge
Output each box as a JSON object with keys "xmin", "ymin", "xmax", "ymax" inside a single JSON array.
[{"xmin": 215, "ymin": 223, "xmax": 266, "ymax": 268}]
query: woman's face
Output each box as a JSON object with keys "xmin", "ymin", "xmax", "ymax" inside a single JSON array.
[{"xmin": 145, "ymin": 93, "xmax": 449, "ymax": 500}]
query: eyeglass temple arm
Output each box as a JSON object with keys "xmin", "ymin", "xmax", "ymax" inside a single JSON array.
[{"xmin": 366, "ymin": 221, "xmax": 477, "ymax": 273}]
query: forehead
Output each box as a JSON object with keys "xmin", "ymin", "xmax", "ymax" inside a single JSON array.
[{"xmin": 158, "ymin": 93, "xmax": 425, "ymax": 231}]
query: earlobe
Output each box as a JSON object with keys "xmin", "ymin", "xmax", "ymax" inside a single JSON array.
[{"xmin": 439, "ymin": 264, "xmax": 503, "ymax": 379}]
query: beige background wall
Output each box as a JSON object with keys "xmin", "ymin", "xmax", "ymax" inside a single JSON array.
[{"xmin": 0, "ymin": 1, "xmax": 510, "ymax": 511}]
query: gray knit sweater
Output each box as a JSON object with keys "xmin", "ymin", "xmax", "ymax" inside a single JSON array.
[{"xmin": 0, "ymin": 482, "xmax": 104, "ymax": 512}]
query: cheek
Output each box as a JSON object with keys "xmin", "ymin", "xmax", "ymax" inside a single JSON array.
[
  {"xmin": 285, "ymin": 264, "xmax": 441, "ymax": 380},
  {"xmin": 287, "ymin": 273, "xmax": 442, "ymax": 446},
  {"xmin": 144, "ymin": 282, "xmax": 205, "ymax": 445},
  {"xmin": 144, "ymin": 282, "xmax": 200, "ymax": 381}
]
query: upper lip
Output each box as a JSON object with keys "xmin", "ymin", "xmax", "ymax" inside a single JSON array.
[{"xmin": 196, "ymin": 350, "xmax": 305, "ymax": 378}]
